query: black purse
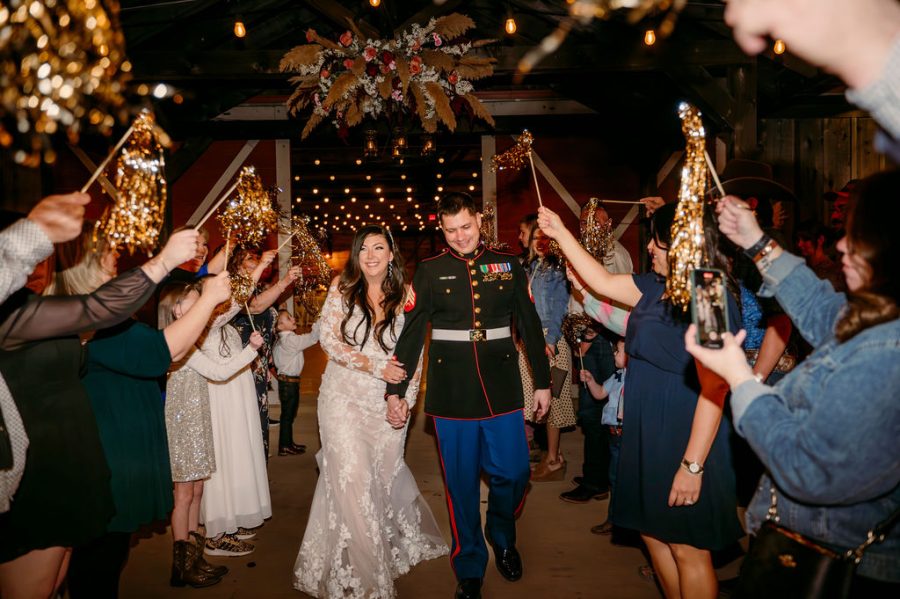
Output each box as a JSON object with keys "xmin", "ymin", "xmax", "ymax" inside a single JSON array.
[{"xmin": 733, "ymin": 483, "xmax": 900, "ymax": 599}]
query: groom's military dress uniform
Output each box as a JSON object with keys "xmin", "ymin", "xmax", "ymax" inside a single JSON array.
[{"xmin": 387, "ymin": 241, "xmax": 549, "ymax": 580}]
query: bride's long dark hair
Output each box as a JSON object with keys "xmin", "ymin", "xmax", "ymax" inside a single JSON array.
[{"xmin": 338, "ymin": 225, "xmax": 406, "ymax": 352}]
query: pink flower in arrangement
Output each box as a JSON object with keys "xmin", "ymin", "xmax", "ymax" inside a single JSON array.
[
  {"xmin": 380, "ymin": 64, "xmax": 391, "ymax": 75},
  {"xmin": 409, "ymin": 55, "xmax": 422, "ymax": 75},
  {"xmin": 381, "ymin": 50, "xmax": 395, "ymax": 67},
  {"xmin": 433, "ymin": 33, "xmax": 442, "ymax": 47},
  {"xmin": 343, "ymin": 58, "xmax": 355, "ymax": 70},
  {"xmin": 306, "ymin": 29, "xmax": 316, "ymax": 43},
  {"xmin": 339, "ymin": 30, "xmax": 353, "ymax": 47},
  {"xmin": 320, "ymin": 68, "xmax": 330, "ymax": 79},
  {"xmin": 391, "ymin": 89, "xmax": 403, "ymax": 101},
  {"xmin": 313, "ymin": 93, "xmax": 321, "ymax": 106},
  {"xmin": 363, "ymin": 46, "xmax": 377, "ymax": 62},
  {"xmin": 448, "ymin": 71, "xmax": 458, "ymax": 85}
]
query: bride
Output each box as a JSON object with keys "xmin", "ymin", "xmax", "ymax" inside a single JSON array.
[{"xmin": 293, "ymin": 225, "xmax": 447, "ymax": 598}]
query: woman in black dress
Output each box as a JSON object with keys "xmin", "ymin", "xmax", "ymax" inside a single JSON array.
[
  {"xmin": 538, "ymin": 203, "xmax": 742, "ymax": 599},
  {"xmin": 0, "ymin": 229, "xmax": 201, "ymax": 599}
]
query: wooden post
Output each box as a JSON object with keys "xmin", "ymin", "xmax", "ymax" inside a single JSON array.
[
  {"xmin": 275, "ymin": 138, "xmax": 293, "ymax": 315},
  {"xmin": 729, "ymin": 63, "xmax": 759, "ymax": 158}
]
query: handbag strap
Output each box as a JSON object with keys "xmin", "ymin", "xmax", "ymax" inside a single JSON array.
[{"xmin": 766, "ymin": 480, "xmax": 900, "ymax": 563}]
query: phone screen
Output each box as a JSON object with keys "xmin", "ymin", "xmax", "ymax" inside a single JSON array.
[{"xmin": 691, "ymin": 268, "xmax": 728, "ymax": 349}]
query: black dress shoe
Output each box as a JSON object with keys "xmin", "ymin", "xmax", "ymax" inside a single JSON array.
[
  {"xmin": 290, "ymin": 443, "xmax": 307, "ymax": 453},
  {"xmin": 485, "ymin": 531, "xmax": 522, "ymax": 581},
  {"xmin": 559, "ymin": 484, "xmax": 610, "ymax": 504},
  {"xmin": 455, "ymin": 578, "xmax": 482, "ymax": 599}
]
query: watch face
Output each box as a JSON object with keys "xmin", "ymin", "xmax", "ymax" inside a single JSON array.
[{"xmin": 689, "ymin": 463, "xmax": 701, "ymax": 473}]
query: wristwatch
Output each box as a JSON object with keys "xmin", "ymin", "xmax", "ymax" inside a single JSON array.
[{"xmin": 681, "ymin": 459, "xmax": 704, "ymax": 475}]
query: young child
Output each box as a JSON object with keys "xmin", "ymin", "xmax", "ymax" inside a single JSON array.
[
  {"xmin": 160, "ymin": 281, "xmax": 263, "ymax": 584},
  {"xmin": 579, "ymin": 338, "xmax": 626, "ymax": 535},
  {"xmin": 272, "ymin": 309, "xmax": 319, "ymax": 456}
]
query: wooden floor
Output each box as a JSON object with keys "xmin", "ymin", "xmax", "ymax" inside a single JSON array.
[{"xmin": 117, "ymin": 346, "xmax": 740, "ymax": 598}]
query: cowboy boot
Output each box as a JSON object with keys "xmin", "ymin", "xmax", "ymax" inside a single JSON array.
[
  {"xmin": 190, "ymin": 531, "xmax": 229, "ymax": 578},
  {"xmin": 170, "ymin": 540, "xmax": 222, "ymax": 588}
]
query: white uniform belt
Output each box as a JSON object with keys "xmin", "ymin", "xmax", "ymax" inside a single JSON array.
[{"xmin": 431, "ymin": 327, "xmax": 511, "ymax": 342}]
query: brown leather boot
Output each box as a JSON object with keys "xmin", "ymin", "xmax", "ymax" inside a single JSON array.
[
  {"xmin": 190, "ymin": 531, "xmax": 229, "ymax": 578},
  {"xmin": 170, "ymin": 540, "xmax": 222, "ymax": 588}
]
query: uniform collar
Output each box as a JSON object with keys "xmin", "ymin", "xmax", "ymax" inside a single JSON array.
[{"xmin": 447, "ymin": 241, "xmax": 485, "ymax": 261}]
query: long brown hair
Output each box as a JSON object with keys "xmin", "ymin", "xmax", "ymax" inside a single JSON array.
[
  {"xmin": 835, "ymin": 171, "xmax": 899, "ymax": 342},
  {"xmin": 338, "ymin": 225, "xmax": 405, "ymax": 352}
]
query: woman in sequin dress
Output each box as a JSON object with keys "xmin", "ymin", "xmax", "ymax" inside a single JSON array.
[{"xmin": 160, "ymin": 281, "xmax": 263, "ymax": 586}]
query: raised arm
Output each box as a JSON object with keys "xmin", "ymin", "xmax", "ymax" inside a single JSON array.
[
  {"xmin": 186, "ymin": 338, "xmax": 260, "ymax": 382},
  {"xmin": 538, "ymin": 206, "xmax": 641, "ymax": 308},
  {"xmin": 163, "ymin": 271, "xmax": 232, "ymax": 362}
]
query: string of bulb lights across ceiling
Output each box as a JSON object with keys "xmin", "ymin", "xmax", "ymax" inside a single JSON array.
[{"xmin": 291, "ymin": 153, "xmax": 482, "ymax": 236}]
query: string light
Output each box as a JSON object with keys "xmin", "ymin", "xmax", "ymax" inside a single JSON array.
[
  {"xmin": 505, "ymin": 17, "xmax": 517, "ymax": 35},
  {"xmin": 644, "ymin": 29, "xmax": 656, "ymax": 46},
  {"xmin": 369, "ymin": 0, "xmax": 381, "ymax": 7},
  {"xmin": 233, "ymin": 18, "xmax": 246, "ymax": 38},
  {"xmin": 773, "ymin": 39, "xmax": 786, "ymax": 55}
]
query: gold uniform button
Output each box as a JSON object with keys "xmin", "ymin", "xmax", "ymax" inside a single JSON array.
[
  {"xmin": 472, "ymin": 280, "xmax": 478, "ymax": 287},
  {"xmin": 474, "ymin": 321, "xmax": 482, "ymax": 327},
  {"xmin": 474, "ymin": 293, "xmax": 480, "ymax": 300},
  {"xmin": 468, "ymin": 260, "xmax": 475, "ymax": 266},
  {"xmin": 474, "ymin": 307, "xmax": 481, "ymax": 314},
  {"xmin": 470, "ymin": 269, "xmax": 477, "ymax": 275},
  {"xmin": 445, "ymin": 288, "xmax": 451, "ymax": 294}
]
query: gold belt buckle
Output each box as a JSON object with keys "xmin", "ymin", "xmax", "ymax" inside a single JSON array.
[{"xmin": 469, "ymin": 328, "xmax": 486, "ymax": 342}]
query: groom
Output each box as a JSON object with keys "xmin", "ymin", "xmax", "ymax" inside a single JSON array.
[{"xmin": 386, "ymin": 192, "xmax": 550, "ymax": 599}]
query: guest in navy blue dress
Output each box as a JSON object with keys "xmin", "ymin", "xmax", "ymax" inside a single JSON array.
[{"xmin": 538, "ymin": 202, "xmax": 742, "ymax": 599}]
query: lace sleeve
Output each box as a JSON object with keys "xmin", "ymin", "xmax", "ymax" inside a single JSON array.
[
  {"xmin": 401, "ymin": 349, "xmax": 425, "ymax": 408},
  {"xmin": 210, "ymin": 300, "xmax": 241, "ymax": 331},
  {"xmin": 318, "ymin": 282, "xmax": 388, "ymax": 378}
]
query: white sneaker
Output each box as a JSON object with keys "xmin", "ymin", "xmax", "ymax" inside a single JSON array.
[{"xmin": 204, "ymin": 534, "xmax": 254, "ymax": 557}]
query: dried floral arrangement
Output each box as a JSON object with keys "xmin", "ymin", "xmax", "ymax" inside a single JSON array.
[
  {"xmin": 280, "ymin": 14, "xmax": 496, "ymax": 139},
  {"xmin": 0, "ymin": 0, "xmax": 131, "ymax": 165}
]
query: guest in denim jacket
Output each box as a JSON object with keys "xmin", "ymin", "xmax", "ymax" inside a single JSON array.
[
  {"xmin": 686, "ymin": 172, "xmax": 900, "ymax": 593},
  {"xmin": 523, "ymin": 228, "xmax": 575, "ymax": 481}
]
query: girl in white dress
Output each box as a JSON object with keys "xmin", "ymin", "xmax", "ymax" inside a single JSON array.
[{"xmin": 293, "ymin": 226, "xmax": 447, "ymax": 598}]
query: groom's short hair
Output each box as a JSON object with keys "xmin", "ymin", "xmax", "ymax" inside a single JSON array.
[{"xmin": 437, "ymin": 192, "xmax": 478, "ymax": 220}]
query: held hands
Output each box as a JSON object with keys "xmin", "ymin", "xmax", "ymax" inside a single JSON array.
[
  {"xmin": 669, "ymin": 466, "xmax": 702, "ymax": 507},
  {"xmin": 201, "ymin": 270, "xmax": 232, "ymax": 305},
  {"xmin": 248, "ymin": 330, "xmax": 264, "ymax": 350},
  {"xmin": 27, "ymin": 192, "xmax": 90, "ymax": 243},
  {"xmin": 385, "ymin": 395, "xmax": 409, "ymax": 429},
  {"xmin": 715, "ymin": 196, "xmax": 765, "ymax": 250},
  {"xmin": 684, "ymin": 325, "xmax": 755, "ymax": 390},
  {"xmin": 381, "ymin": 356, "xmax": 407, "ymax": 385},
  {"xmin": 160, "ymin": 229, "xmax": 202, "ymax": 270},
  {"xmin": 533, "ymin": 388, "xmax": 551, "ymax": 422},
  {"xmin": 545, "ymin": 343, "xmax": 556, "ymax": 360}
]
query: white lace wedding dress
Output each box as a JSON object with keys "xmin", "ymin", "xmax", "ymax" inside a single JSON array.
[{"xmin": 293, "ymin": 283, "xmax": 448, "ymax": 598}]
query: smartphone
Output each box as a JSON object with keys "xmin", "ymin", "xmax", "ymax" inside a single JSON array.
[{"xmin": 691, "ymin": 268, "xmax": 728, "ymax": 349}]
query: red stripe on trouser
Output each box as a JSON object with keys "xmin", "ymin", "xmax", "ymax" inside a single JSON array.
[{"xmin": 433, "ymin": 420, "xmax": 462, "ymax": 575}]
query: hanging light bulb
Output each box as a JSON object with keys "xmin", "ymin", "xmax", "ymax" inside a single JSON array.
[
  {"xmin": 505, "ymin": 17, "xmax": 517, "ymax": 35},
  {"xmin": 363, "ymin": 128, "xmax": 377, "ymax": 159},
  {"xmin": 234, "ymin": 18, "xmax": 247, "ymax": 38},
  {"xmin": 369, "ymin": 0, "xmax": 381, "ymax": 7},
  {"xmin": 421, "ymin": 134, "xmax": 435, "ymax": 157},
  {"xmin": 773, "ymin": 39, "xmax": 786, "ymax": 55},
  {"xmin": 644, "ymin": 29, "xmax": 656, "ymax": 46}
]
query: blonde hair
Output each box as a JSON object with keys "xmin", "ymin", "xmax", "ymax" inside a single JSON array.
[
  {"xmin": 44, "ymin": 225, "xmax": 113, "ymax": 296},
  {"xmin": 157, "ymin": 282, "xmax": 200, "ymax": 329}
]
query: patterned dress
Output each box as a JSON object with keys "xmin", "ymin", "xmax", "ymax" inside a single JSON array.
[{"xmin": 292, "ymin": 282, "xmax": 447, "ymax": 598}]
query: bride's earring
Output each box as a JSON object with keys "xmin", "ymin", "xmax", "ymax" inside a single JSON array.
[{"xmin": 387, "ymin": 262, "xmax": 394, "ymax": 279}]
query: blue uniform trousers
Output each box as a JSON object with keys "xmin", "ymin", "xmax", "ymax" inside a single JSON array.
[{"xmin": 433, "ymin": 410, "xmax": 530, "ymax": 580}]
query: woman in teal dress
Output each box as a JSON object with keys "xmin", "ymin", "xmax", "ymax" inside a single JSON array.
[
  {"xmin": 43, "ymin": 230, "xmax": 234, "ymax": 598},
  {"xmin": 538, "ymin": 203, "xmax": 742, "ymax": 599}
]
